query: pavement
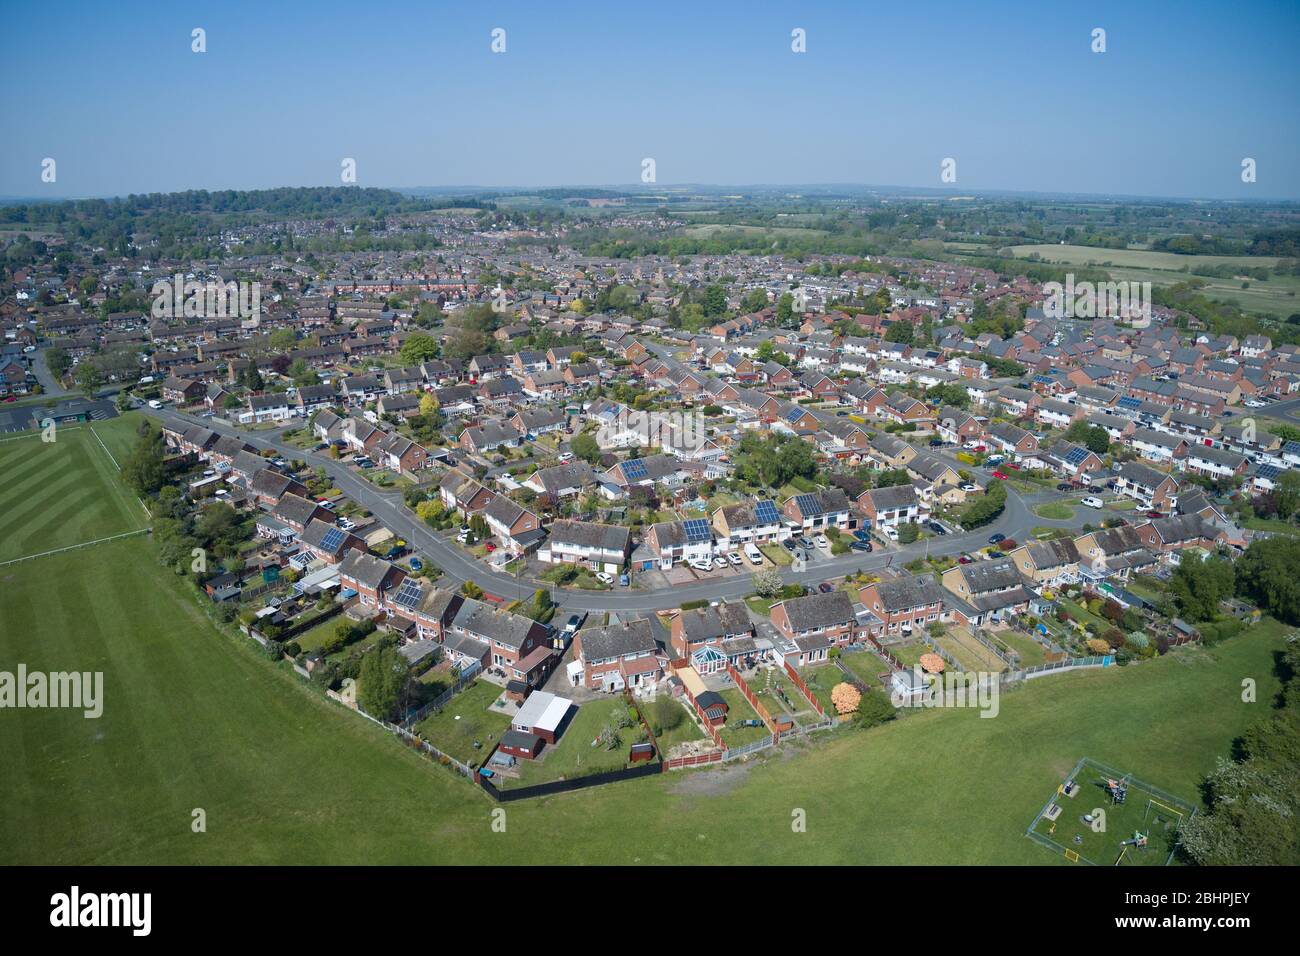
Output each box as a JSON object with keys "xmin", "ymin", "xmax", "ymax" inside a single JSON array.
[{"xmin": 145, "ymin": 407, "xmax": 1101, "ymax": 614}]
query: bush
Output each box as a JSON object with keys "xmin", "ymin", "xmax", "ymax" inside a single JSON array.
[{"xmin": 651, "ymin": 696, "xmax": 684, "ymax": 732}]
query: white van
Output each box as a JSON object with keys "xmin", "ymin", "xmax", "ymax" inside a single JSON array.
[
  {"xmin": 1081, "ymin": 496, "xmax": 1104, "ymax": 509},
  {"xmin": 147, "ymin": 399, "xmax": 163, "ymax": 409},
  {"xmin": 744, "ymin": 543, "xmax": 763, "ymax": 566}
]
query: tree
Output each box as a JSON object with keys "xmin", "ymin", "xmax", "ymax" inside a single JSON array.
[
  {"xmin": 1169, "ymin": 552, "xmax": 1235, "ymax": 621},
  {"xmin": 570, "ymin": 431, "xmax": 601, "ymax": 465},
  {"xmin": 288, "ymin": 359, "xmax": 319, "ymax": 387},
  {"xmin": 121, "ymin": 422, "xmax": 167, "ymax": 495},
  {"xmin": 958, "ymin": 479, "xmax": 1007, "ymax": 529},
  {"xmin": 401, "ymin": 333, "xmax": 440, "ymax": 365},
  {"xmin": 884, "ymin": 319, "xmax": 914, "ymax": 344},
  {"xmin": 1065, "ymin": 419, "xmax": 1111, "ymax": 456},
  {"xmin": 1274, "ymin": 470, "xmax": 1300, "ymax": 521},
  {"xmin": 1235, "ymin": 536, "xmax": 1300, "ymax": 623},
  {"xmin": 462, "ymin": 580, "xmax": 483, "ymax": 599},
  {"xmin": 357, "ymin": 643, "xmax": 409, "ymax": 720},
  {"xmin": 831, "ymin": 682, "xmax": 862, "ymax": 715},
  {"xmin": 776, "ymin": 292, "xmax": 795, "ymax": 325},
  {"xmin": 897, "ymin": 522, "xmax": 920, "ymax": 544},
  {"xmin": 419, "ymin": 392, "xmax": 440, "ymax": 417},
  {"xmin": 752, "ymin": 567, "xmax": 783, "ymax": 598}
]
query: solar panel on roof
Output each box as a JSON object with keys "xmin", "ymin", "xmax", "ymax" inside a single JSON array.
[
  {"xmin": 622, "ymin": 458, "xmax": 648, "ymax": 481},
  {"xmin": 393, "ymin": 579, "xmax": 423, "ymax": 610},
  {"xmin": 320, "ymin": 527, "xmax": 346, "ymax": 551},
  {"xmin": 683, "ymin": 518, "xmax": 712, "ymax": 543},
  {"xmin": 1064, "ymin": 446, "xmax": 1091, "ymax": 466},
  {"xmin": 794, "ymin": 493, "xmax": 823, "ymax": 517},
  {"xmin": 755, "ymin": 500, "xmax": 779, "ymax": 524}
]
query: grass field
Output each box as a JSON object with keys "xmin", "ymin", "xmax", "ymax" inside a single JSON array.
[
  {"xmin": 839, "ymin": 650, "xmax": 889, "ymax": 686},
  {"xmin": 0, "ymin": 529, "xmax": 1287, "ymax": 863},
  {"xmin": 0, "ymin": 424, "xmax": 146, "ymax": 562},
  {"xmin": 994, "ymin": 629, "xmax": 1051, "ymax": 669}
]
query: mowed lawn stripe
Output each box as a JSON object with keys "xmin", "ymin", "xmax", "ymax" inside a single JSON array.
[{"xmin": 0, "ymin": 431, "xmax": 144, "ymax": 562}]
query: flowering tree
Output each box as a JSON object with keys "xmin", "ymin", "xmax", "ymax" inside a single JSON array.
[
  {"xmin": 919, "ymin": 653, "xmax": 946, "ymax": 674},
  {"xmin": 831, "ymin": 682, "xmax": 861, "ymax": 715}
]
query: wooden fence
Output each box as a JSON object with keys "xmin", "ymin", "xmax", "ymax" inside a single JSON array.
[{"xmin": 782, "ymin": 660, "xmax": 826, "ymax": 717}]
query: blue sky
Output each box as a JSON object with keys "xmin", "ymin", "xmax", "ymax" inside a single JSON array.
[{"xmin": 2, "ymin": 0, "xmax": 1297, "ymax": 199}]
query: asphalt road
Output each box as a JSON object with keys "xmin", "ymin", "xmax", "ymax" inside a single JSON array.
[{"xmin": 147, "ymin": 408, "xmax": 1097, "ymax": 614}]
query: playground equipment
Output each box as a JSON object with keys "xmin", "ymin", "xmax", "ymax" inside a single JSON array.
[
  {"xmin": 1145, "ymin": 797, "xmax": 1186, "ymax": 829},
  {"xmin": 1103, "ymin": 774, "xmax": 1130, "ymax": 805},
  {"xmin": 1114, "ymin": 831, "xmax": 1148, "ymax": 865}
]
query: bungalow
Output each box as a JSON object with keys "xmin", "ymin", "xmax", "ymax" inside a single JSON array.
[
  {"xmin": 459, "ymin": 421, "xmax": 521, "ymax": 454},
  {"xmin": 510, "ymin": 406, "xmax": 567, "ymax": 438}
]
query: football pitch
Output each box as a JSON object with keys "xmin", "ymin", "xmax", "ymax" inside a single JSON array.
[{"xmin": 0, "ymin": 422, "xmax": 147, "ymax": 563}]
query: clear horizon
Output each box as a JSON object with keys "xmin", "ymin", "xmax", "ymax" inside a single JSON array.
[{"xmin": 2, "ymin": 0, "xmax": 1298, "ymax": 200}]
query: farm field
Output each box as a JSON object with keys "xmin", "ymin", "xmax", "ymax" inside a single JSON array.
[
  {"xmin": 1002, "ymin": 244, "xmax": 1300, "ymax": 319},
  {"xmin": 0, "ymin": 526, "xmax": 1286, "ymax": 864},
  {"xmin": 0, "ymin": 424, "xmax": 146, "ymax": 562}
]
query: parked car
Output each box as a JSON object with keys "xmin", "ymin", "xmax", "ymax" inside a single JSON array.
[
  {"xmin": 147, "ymin": 399, "xmax": 163, "ymax": 409},
  {"xmin": 712, "ymin": 556, "xmax": 728, "ymax": 571},
  {"xmin": 688, "ymin": 559, "xmax": 713, "ymax": 573},
  {"xmin": 1056, "ymin": 482, "xmax": 1073, "ymax": 491},
  {"xmin": 852, "ymin": 530, "xmax": 872, "ymax": 543},
  {"xmin": 408, "ymin": 557, "xmax": 422, "ymax": 572},
  {"xmin": 1081, "ymin": 496, "xmax": 1104, "ymax": 509},
  {"xmin": 850, "ymin": 540, "xmax": 873, "ymax": 553},
  {"xmin": 992, "ymin": 470, "xmax": 1009, "ymax": 480},
  {"xmin": 781, "ymin": 539, "xmax": 796, "ymax": 552},
  {"xmin": 928, "ymin": 521, "xmax": 947, "ymax": 535},
  {"xmin": 797, "ymin": 535, "xmax": 814, "ymax": 550},
  {"xmin": 818, "ymin": 582, "xmax": 835, "ymax": 593},
  {"xmin": 745, "ymin": 543, "xmax": 764, "ymax": 565},
  {"xmin": 985, "ymin": 454, "xmax": 1005, "ymax": 466},
  {"xmin": 727, "ymin": 551, "xmax": 742, "ymax": 567},
  {"xmin": 1146, "ymin": 510, "xmax": 1165, "ymax": 519},
  {"xmin": 960, "ymin": 483, "xmax": 977, "ymax": 492},
  {"xmin": 988, "ymin": 533, "xmax": 1006, "ymax": 545},
  {"xmin": 958, "ymin": 553, "xmax": 974, "ymax": 564},
  {"xmin": 564, "ymin": 613, "xmax": 584, "ymax": 635},
  {"xmin": 815, "ymin": 534, "xmax": 830, "ymax": 550},
  {"xmin": 595, "ymin": 571, "xmax": 614, "ymax": 585}
]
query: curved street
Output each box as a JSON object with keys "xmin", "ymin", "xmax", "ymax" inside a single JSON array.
[{"xmin": 149, "ymin": 408, "xmax": 1100, "ymax": 613}]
